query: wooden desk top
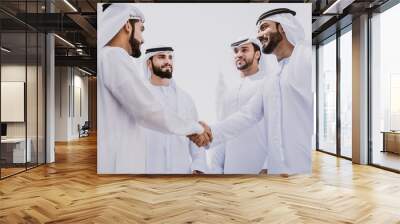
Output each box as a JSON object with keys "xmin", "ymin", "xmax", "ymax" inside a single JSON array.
[
  {"xmin": 1, "ymin": 138, "xmax": 29, "ymax": 143},
  {"xmin": 381, "ymin": 131, "xmax": 400, "ymax": 134}
]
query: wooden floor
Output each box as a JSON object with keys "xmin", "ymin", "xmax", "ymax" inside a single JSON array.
[
  {"xmin": 0, "ymin": 167, "xmax": 26, "ymax": 178},
  {"xmin": 1, "ymin": 135, "xmax": 400, "ymax": 223}
]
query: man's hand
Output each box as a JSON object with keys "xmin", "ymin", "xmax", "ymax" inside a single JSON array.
[
  {"xmin": 188, "ymin": 132, "xmax": 209, "ymax": 147},
  {"xmin": 187, "ymin": 133, "xmax": 207, "ymax": 147},
  {"xmin": 187, "ymin": 121, "xmax": 213, "ymax": 147},
  {"xmin": 199, "ymin": 121, "xmax": 213, "ymax": 143}
]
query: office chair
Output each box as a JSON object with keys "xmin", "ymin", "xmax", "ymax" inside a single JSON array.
[{"xmin": 79, "ymin": 121, "xmax": 90, "ymax": 138}]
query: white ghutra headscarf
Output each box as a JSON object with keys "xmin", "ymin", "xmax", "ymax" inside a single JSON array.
[
  {"xmin": 98, "ymin": 3, "xmax": 145, "ymax": 48},
  {"xmin": 256, "ymin": 8, "xmax": 305, "ymax": 46}
]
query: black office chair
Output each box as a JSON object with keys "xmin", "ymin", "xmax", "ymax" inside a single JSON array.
[{"xmin": 79, "ymin": 121, "xmax": 90, "ymax": 138}]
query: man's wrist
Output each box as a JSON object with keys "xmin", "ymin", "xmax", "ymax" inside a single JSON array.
[{"xmin": 194, "ymin": 122, "xmax": 204, "ymax": 134}]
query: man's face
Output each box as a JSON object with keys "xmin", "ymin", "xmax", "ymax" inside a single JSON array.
[
  {"xmin": 150, "ymin": 52, "xmax": 173, "ymax": 79},
  {"xmin": 233, "ymin": 43, "xmax": 258, "ymax": 70},
  {"xmin": 257, "ymin": 20, "xmax": 283, "ymax": 54},
  {"xmin": 128, "ymin": 20, "xmax": 145, "ymax": 58}
]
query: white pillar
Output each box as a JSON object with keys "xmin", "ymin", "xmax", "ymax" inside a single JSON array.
[{"xmin": 46, "ymin": 1, "xmax": 55, "ymax": 163}]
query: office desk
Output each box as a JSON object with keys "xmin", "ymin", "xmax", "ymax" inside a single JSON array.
[
  {"xmin": 382, "ymin": 131, "xmax": 400, "ymax": 154},
  {"xmin": 1, "ymin": 138, "xmax": 31, "ymax": 163}
]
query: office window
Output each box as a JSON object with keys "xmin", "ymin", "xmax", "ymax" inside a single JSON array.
[
  {"xmin": 0, "ymin": 1, "xmax": 46, "ymax": 179},
  {"xmin": 371, "ymin": 3, "xmax": 400, "ymax": 171},
  {"xmin": 340, "ymin": 28, "xmax": 352, "ymax": 158},
  {"xmin": 318, "ymin": 36, "xmax": 337, "ymax": 154},
  {"xmin": 1, "ymin": 23, "xmax": 28, "ymax": 178},
  {"xmin": 27, "ymin": 31, "xmax": 38, "ymax": 170}
]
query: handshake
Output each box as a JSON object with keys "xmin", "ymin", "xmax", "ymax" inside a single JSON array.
[{"xmin": 187, "ymin": 121, "xmax": 213, "ymax": 147}]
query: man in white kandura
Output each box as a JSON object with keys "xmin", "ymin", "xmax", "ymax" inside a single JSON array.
[
  {"xmin": 97, "ymin": 4, "xmax": 211, "ymax": 174},
  {"xmin": 142, "ymin": 45, "xmax": 208, "ymax": 174},
  {"xmin": 209, "ymin": 37, "xmax": 268, "ymax": 174},
  {"xmin": 192, "ymin": 8, "xmax": 313, "ymax": 175}
]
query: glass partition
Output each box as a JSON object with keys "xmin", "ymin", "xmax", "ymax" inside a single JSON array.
[
  {"xmin": 317, "ymin": 36, "xmax": 337, "ymax": 155},
  {"xmin": 339, "ymin": 28, "xmax": 352, "ymax": 158},
  {"xmin": 371, "ymin": 3, "xmax": 400, "ymax": 171},
  {"xmin": 1, "ymin": 30, "xmax": 28, "ymax": 177},
  {"xmin": 0, "ymin": 0, "xmax": 46, "ymax": 179}
]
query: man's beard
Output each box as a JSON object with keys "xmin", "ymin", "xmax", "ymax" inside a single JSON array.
[
  {"xmin": 236, "ymin": 55, "xmax": 255, "ymax": 70},
  {"xmin": 151, "ymin": 61, "xmax": 173, "ymax": 79},
  {"xmin": 259, "ymin": 31, "xmax": 283, "ymax": 54},
  {"xmin": 130, "ymin": 33, "xmax": 142, "ymax": 58}
]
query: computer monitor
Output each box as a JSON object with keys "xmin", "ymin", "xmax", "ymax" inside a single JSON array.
[{"xmin": 1, "ymin": 123, "xmax": 7, "ymax": 137}]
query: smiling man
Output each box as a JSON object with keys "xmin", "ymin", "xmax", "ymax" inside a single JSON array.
[
  {"xmin": 209, "ymin": 37, "xmax": 268, "ymax": 174},
  {"xmin": 141, "ymin": 45, "xmax": 208, "ymax": 174},
  {"xmin": 97, "ymin": 4, "xmax": 211, "ymax": 174},
  {"xmin": 193, "ymin": 8, "xmax": 313, "ymax": 175}
]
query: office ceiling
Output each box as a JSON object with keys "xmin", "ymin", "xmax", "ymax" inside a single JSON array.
[{"xmin": 0, "ymin": 0, "xmax": 393, "ymax": 74}]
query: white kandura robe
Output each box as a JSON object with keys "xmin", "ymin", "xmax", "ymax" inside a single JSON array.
[
  {"xmin": 143, "ymin": 81, "xmax": 208, "ymax": 174},
  {"xmin": 211, "ymin": 42, "xmax": 313, "ymax": 175},
  {"xmin": 97, "ymin": 46, "xmax": 203, "ymax": 174},
  {"xmin": 209, "ymin": 70, "xmax": 267, "ymax": 174}
]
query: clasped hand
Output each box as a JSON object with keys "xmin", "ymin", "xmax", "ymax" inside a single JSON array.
[{"xmin": 187, "ymin": 121, "xmax": 212, "ymax": 147}]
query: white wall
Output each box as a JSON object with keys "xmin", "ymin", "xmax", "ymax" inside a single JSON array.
[
  {"xmin": 71, "ymin": 72, "xmax": 89, "ymax": 138},
  {"xmin": 1, "ymin": 65, "xmax": 39, "ymax": 138},
  {"xmin": 55, "ymin": 66, "xmax": 69, "ymax": 141},
  {"xmin": 1, "ymin": 64, "xmax": 46, "ymax": 164},
  {"xmin": 131, "ymin": 3, "xmax": 312, "ymax": 123},
  {"xmin": 55, "ymin": 67, "xmax": 89, "ymax": 141}
]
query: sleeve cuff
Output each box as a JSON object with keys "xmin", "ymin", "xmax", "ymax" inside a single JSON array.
[
  {"xmin": 209, "ymin": 166, "xmax": 223, "ymax": 174},
  {"xmin": 191, "ymin": 159, "xmax": 208, "ymax": 173},
  {"xmin": 209, "ymin": 124, "xmax": 222, "ymax": 147},
  {"xmin": 193, "ymin": 122, "xmax": 204, "ymax": 135},
  {"xmin": 262, "ymin": 158, "xmax": 268, "ymax": 170}
]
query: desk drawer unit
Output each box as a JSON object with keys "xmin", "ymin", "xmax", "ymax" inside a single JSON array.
[{"xmin": 383, "ymin": 132, "xmax": 400, "ymax": 154}]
